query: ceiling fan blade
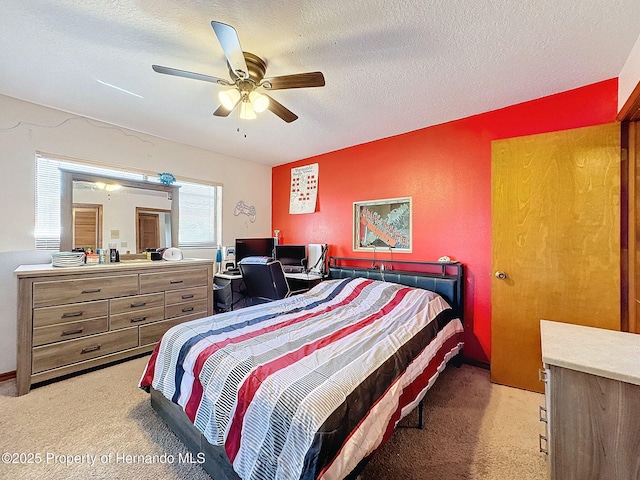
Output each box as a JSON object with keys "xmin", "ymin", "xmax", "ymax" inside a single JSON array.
[
  {"xmin": 211, "ymin": 21, "xmax": 249, "ymax": 79},
  {"xmin": 264, "ymin": 94, "xmax": 298, "ymax": 123},
  {"xmin": 152, "ymin": 65, "xmax": 229, "ymax": 85},
  {"xmin": 213, "ymin": 104, "xmax": 235, "ymax": 117},
  {"xmin": 262, "ymin": 72, "xmax": 325, "ymax": 90}
]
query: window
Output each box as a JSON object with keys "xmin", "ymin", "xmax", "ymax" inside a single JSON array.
[
  {"xmin": 177, "ymin": 181, "xmax": 221, "ymax": 248},
  {"xmin": 35, "ymin": 153, "xmax": 222, "ymax": 250},
  {"xmin": 34, "ymin": 157, "xmax": 62, "ymax": 250}
]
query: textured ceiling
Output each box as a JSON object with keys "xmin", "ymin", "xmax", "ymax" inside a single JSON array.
[{"xmin": 1, "ymin": 0, "xmax": 640, "ymax": 167}]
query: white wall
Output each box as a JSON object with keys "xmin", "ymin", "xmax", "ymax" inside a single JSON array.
[
  {"xmin": 619, "ymin": 32, "xmax": 640, "ymax": 112},
  {"xmin": 0, "ymin": 94, "xmax": 273, "ymax": 373}
]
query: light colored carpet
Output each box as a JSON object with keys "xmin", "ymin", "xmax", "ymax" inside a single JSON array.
[{"xmin": 0, "ymin": 358, "xmax": 547, "ymax": 479}]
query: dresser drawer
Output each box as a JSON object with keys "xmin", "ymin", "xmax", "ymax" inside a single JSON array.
[
  {"xmin": 165, "ymin": 299, "xmax": 208, "ymax": 319},
  {"xmin": 110, "ymin": 292, "xmax": 164, "ymax": 315},
  {"xmin": 165, "ymin": 286, "xmax": 208, "ymax": 305},
  {"xmin": 33, "ymin": 275, "xmax": 139, "ymax": 308},
  {"xmin": 33, "ymin": 300, "xmax": 108, "ymax": 328},
  {"xmin": 139, "ymin": 313, "xmax": 203, "ymax": 346},
  {"xmin": 140, "ymin": 268, "xmax": 208, "ymax": 293},
  {"xmin": 110, "ymin": 306, "xmax": 165, "ymax": 330},
  {"xmin": 32, "ymin": 328, "xmax": 139, "ymax": 373},
  {"xmin": 33, "ymin": 317, "xmax": 109, "ymax": 347}
]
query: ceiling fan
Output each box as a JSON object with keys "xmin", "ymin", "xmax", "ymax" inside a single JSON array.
[{"xmin": 152, "ymin": 21, "xmax": 325, "ymax": 123}]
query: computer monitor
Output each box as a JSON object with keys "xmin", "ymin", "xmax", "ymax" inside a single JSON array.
[
  {"xmin": 275, "ymin": 244, "xmax": 307, "ymax": 267},
  {"xmin": 235, "ymin": 237, "xmax": 275, "ymax": 264}
]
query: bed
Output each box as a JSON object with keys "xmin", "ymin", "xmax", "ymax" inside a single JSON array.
[{"xmin": 140, "ymin": 258, "xmax": 464, "ymax": 480}]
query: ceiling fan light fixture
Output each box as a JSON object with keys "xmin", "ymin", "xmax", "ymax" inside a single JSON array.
[
  {"xmin": 239, "ymin": 99, "xmax": 257, "ymax": 120},
  {"xmin": 249, "ymin": 91, "xmax": 269, "ymax": 113},
  {"xmin": 218, "ymin": 88, "xmax": 241, "ymax": 110},
  {"xmin": 153, "ymin": 21, "xmax": 325, "ymax": 123}
]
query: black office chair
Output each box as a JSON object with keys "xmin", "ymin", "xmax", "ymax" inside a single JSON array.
[{"xmin": 238, "ymin": 256, "xmax": 290, "ymax": 305}]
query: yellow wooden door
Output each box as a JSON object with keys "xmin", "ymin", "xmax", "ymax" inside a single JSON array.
[{"xmin": 491, "ymin": 122, "xmax": 621, "ymax": 392}]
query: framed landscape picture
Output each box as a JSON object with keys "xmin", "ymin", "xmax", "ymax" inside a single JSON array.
[{"xmin": 353, "ymin": 197, "xmax": 412, "ymax": 252}]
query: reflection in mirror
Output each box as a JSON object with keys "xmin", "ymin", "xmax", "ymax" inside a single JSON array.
[
  {"xmin": 72, "ymin": 202, "xmax": 103, "ymax": 251},
  {"xmin": 136, "ymin": 207, "xmax": 171, "ymax": 252},
  {"xmin": 60, "ymin": 171, "xmax": 179, "ymax": 253}
]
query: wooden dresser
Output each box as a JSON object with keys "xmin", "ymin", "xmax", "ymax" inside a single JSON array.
[
  {"xmin": 15, "ymin": 259, "xmax": 214, "ymax": 395},
  {"xmin": 539, "ymin": 320, "xmax": 640, "ymax": 480}
]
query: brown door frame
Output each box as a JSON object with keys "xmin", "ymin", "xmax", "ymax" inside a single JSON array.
[
  {"xmin": 621, "ymin": 120, "xmax": 639, "ymax": 334},
  {"xmin": 618, "ymin": 79, "xmax": 640, "ymax": 334},
  {"xmin": 136, "ymin": 207, "xmax": 170, "ymax": 253}
]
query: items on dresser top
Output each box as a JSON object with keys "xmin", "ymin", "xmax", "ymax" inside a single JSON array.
[
  {"xmin": 51, "ymin": 251, "xmax": 85, "ymax": 267},
  {"xmin": 162, "ymin": 247, "xmax": 183, "ymax": 261},
  {"xmin": 15, "ymin": 259, "xmax": 214, "ymax": 395}
]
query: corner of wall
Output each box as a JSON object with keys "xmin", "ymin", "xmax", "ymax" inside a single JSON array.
[{"xmin": 619, "ymin": 32, "xmax": 640, "ymax": 112}]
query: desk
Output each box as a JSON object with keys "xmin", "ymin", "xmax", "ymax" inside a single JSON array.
[
  {"xmin": 213, "ymin": 273, "xmax": 245, "ymax": 312},
  {"xmin": 284, "ymin": 272, "xmax": 323, "ymax": 293},
  {"xmin": 213, "ymin": 271, "xmax": 324, "ymax": 311}
]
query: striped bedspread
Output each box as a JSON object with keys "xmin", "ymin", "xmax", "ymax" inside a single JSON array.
[{"xmin": 140, "ymin": 277, "xmax": 463, "ymax": 480}]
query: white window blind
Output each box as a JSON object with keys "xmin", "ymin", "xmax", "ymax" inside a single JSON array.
[
  {"xmin": 34, "ymin": 157, "xmax": 61, "ymax": 250},
  {"xmin": 35, "ymin": 154, "xmax": 222, "ymax": 251},
  {"xmin": 178, "ymin": 181, "xmax": 221, "ymax": 248}
]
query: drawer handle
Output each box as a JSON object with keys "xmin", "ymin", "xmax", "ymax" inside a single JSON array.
[
  {"xmin": 81, "ymin": 344, "xmax": 102, "ymax": 354},
  {"xmin": 539, "ymin": 405, "xmax": 547, "ymax": 423},
  {"xmin": 182, "ymin": 307, "xmax": 194, "ymax": 313},
  {"xmin": 539, "ymin": 434, "xmax": 548, "ymax": 455},
  {"xmin": 538, "ymin": 368, "xmax": 548, "ymax": 383},
  {"xmin": 181, "ymin": 294, "xmax": 194, "ymax": 299},
  {"xmin": 170, "ymin": 280, "xmax": 184, "ymax": 284},
  {"xmin": 61, "ymin": 327, "xmax": 84, "ymax": 336},
  {"xmin": 130, "ymin": 316, "xmax": 148, "ymax": 323},
  {"xmin": 61, "ymin": 311, "xmax": 84, "ymax": 319},
  {"xmin": 130, "ymin": 302, "xmax": 147, "ymax": 308},
  {"xmin": 81, "ymin": 288, "xmax": 101, "ymax": 294}
]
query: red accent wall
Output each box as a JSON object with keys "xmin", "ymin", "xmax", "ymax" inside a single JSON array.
[{"xmin": 272, "ymin": 78, "xmax": 618, "ymax": 363}]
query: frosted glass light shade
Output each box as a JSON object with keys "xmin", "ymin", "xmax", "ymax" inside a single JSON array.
[
  {"xmin": 249, "ymin": 91, "xmax": 269, "ymax": 113},
  {"xmin": 218, "ymin": 89, "xmax": 241, "ymax": 110},
  {"xmin": 239, "ymin": 100, "xmax": 257, "ymax": 120}
]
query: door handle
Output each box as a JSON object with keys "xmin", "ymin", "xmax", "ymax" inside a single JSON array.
[{"xmin": 494, "ymin": 271, "xmax": 507, "ymax": 280}]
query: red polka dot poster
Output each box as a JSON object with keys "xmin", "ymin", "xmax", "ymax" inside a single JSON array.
[{"xmin": 289, "ymin": 163, "xmax": 319, "ymax": 214}]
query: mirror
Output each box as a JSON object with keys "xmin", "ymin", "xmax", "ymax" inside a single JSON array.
[{"xmin": 60, "ymin": 170, "xmax": 179, "ymax": 253}]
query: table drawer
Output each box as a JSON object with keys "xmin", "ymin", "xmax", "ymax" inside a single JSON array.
[
  {"xmin": 33, "ymin": 300, "xmax": 108, "ymax": 328},
  {"xmin": 110, "ymin": 293, "xmax": 164, "ymax": 315},
  {"xmin": 165, "ymin": 286, "xmax": 208, "ymax": 305},
  {"xmin": 165, "ymin": 299, "xmax": 208, "ymax": 320},
  {"xmin": 110, "ymin": 306, "xmax": 165, "ymax": 330},
  {"xmin": 140, "ymin": 268, "xmax": 208, "ymax": 293},
  {"xmin": 32, "ymin": 328, "xmax": 139, "ymax": 373},
  {"xmin": 33, "ymin": 275, "xmax": 139, "ymax": 308},
  {"xmin": 33, "ymin": 317, "xmax": 109, "ymax": 347}
]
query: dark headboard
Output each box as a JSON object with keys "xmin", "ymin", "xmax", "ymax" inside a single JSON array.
[{"xmin": 328, "ymin": 257, "xmax": 463, "ymax": 320}]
